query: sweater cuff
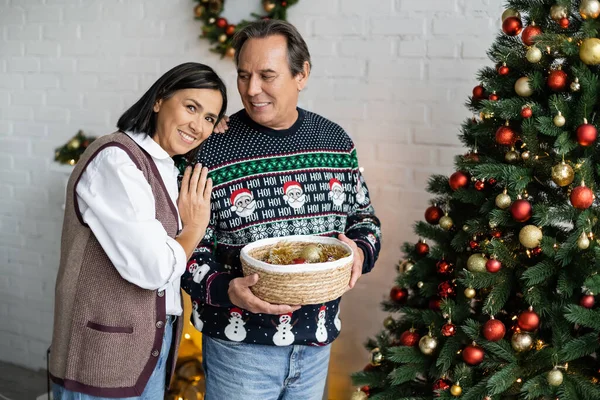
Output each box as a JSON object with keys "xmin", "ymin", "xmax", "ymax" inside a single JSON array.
[{"xmin": 354, "ymin": 239, "xmax": 375, "ymax": 274}]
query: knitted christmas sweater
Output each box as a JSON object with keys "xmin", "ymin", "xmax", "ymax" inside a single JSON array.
[{"xmin": 179, "ymin": 108, "xmax": 381, "ymax": 346}]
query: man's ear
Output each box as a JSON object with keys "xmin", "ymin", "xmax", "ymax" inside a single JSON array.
[
  {"xmin": 295, "ymin": 61, "xmax": 311, "ymax": 92},
  {"xmin": 153, "ymin": 99, "xmax": 163, "ymax": 113}
]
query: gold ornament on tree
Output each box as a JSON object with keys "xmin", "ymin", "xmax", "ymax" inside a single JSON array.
[
  {"xmin": 571, "ymin": 77, "xmax": 581, "ymax": 92},
  {"xmin": 553, "ymin": 111, "xmax": 566, "ymax": 127},
  {"xmin": 550, "ymin": 4, "xmax": 568, "ymax": 21},
  {"xmin": 551, "ymin": 161, "xmax": 574, "ymax": 186},
  {"xmin": 218, "ymin": 33, "xmax": 228, "ymax": 43},
  {"xmin": 194, "ymin": 4, "xmax": 205, "ymax": 18},
  {"xmin": 439, "ymin": 214, "xmax": 453, "ymax": 230},
  {"xmin": 464, "ymin": 287, "xmax": 476, "ymax": 298},
  {"xmin": 547, "ymin": 367, "xmax": 564, "ymax": 386},
  {"xmin": 495, "ymin": 189, "xmax": 512, "ymax": 209},
  {"xmin": 370, "ymin": 347, "xmax": 383, "ymax": 366},
  {"xmin": 225, "ymin": 47, "xmax": 236, "ymax": 58},
  {"xmin": 526, "ymin": 46, "xmax": 542, "ymax": 63},
  {"xmin": 383, "ymin": 316, "xmax": 394, "ymax": 329},
  {"xmin": 580, "ymin": 38, "xmax": 600, "ymax": 65},
  {"xmin": 580, "ymin": 0, "xmax": 600, "ymax": 19},
  {"xmin": 505, "ymin": 148, "xmax": 519, "ymax": 163},
  {"xmin": 450, "ymin": 384, "xmax": 463, "ymax": 397},
  {"xmin": 511, "ymin": 331, "xmax": 533, "ymax": 352},
  {"xmin": 578, "ymin": 231, "xmax": 591, "ymax": 249},
  {"xmin": 519, "ymin": 225, "xmax": 543, "ymax": 248},
  {"xmin": 501, "ymin": 8, "xmax": 521, "ymax": 21},
  {"xmin": 521, "ymin": 150, "xmax": 531, "ymax": 161},
  {"xmin": 467, "ymin": 253, "xmax": 487, "ymax": 273},
  {"xmin": 418, "ymin": 334, "xmax": 438, "ymax": 355},
  {"xmin": 263, "ymin": 0, "xmax": 276, "ymax": 12},
  {"xmin": 351, "ymin": 390, "xmax": 368, "ymax": 400},
  {"xmin": 515, "ymin": 76, "xmax": 533, "ymax": 97}
]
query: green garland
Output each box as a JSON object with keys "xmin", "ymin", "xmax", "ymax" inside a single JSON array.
[
  {"xmin": 193, "ymin": 0, "xmax": 299, "ymax": 58},
  {"xmin": 54, "ymin": 130, "xmax": 97, "ymax": 165}
]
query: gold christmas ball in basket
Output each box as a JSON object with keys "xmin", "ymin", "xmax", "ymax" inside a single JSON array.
[{"xmin": 240, "ymin": 235, "xmax": 354, "ymax": 305}]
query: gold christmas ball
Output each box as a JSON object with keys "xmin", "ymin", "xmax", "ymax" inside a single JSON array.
[
  {"xmin": 225, "ymin": 47, "xmax": 236, "ymax": 58},
  {"xmin": 439, "ymin": 215, "xmax": 454, "ymax": 230},
  {"xmin": 370, "ymin": 347, "xmax": 383, "ymax": 366},
  {"xmin": 467, "ymin": 253, "xmax": 487, "ymax": 273},
  {"xmin": 550, "ymin": 4, "xmax": 568, "ymax": 21},
  {"xmin": 67, "ymin": 138, "xmax": 81, "ymax": 150},
  {"xmin": 505, "ymin": 149, "xmax": 520, "ymax": 163},
  {"xmin": 495, "ymin": 191, "xmax": 512, "ymax": 209},
  {"xmin": 502, "ymin": 8, "xmax": 521, "ymax": 22},
  {"xmin": 526, "ymin": 46, "xmax": 542, "ymax": 63},
  {"xmin": 208, "ymin": 17, "xmax": 216, "ymax": 24},
  {"xmin": 551, "ymin": 162, "xmax": 574, "ymax": 187},
  {"xmin": 547, "ymin": 368, "xmax": 564, "ymax": 386},
  {"xmin": 553, "ymin": 112, "xmax": 566, "ymax": 127},
  {"xmin": 580, "ymin": 0, "xmax": 600, "ymax": 19},
  {"xmin": 301, "ymin": 244, "xmax": 323, "ymax": 263},
  {"xmin": 519, "ymin": 225, "xmax": 543, "ymax": 249},
  {"xmin": 450, "ymin": 384, "xmax": 463, "ymax": 396},
  {"xmin": 383, "ymin": 316, "xmax": 395, "ymax": 329},
  {"xmin": 578, "ymin": 232, "xmax": 591, "ymax": 249},
  {"xmin": 511, "ymin": 331, "xmax": 533, "ymax": 352},
  {"xmin": 417, "ymin": 281, "xmax": 424, "ymax": 288},
  {"xmin": 521, "ymin": 150, "xmax": 531, "ymax": 161},
  {"xmin": 193, "ymin": 4, "xmax": 204, "ymax": 17},
  {"xmin": 580, "ymin": 38, "xmax": 600, "ymax": 65},
  {"xmin": 418, "ymin": 334, "xmax": 438, "ymax": 355},
  {"xmin": 263, "ymin": 0, "xmax": 276, "ymax": 12},
  {"xmin": 571, "ymin": 78, "xmax": 581, "ymax": 92},
  {"xmin": 515, "ymin": 76, "xmax": 533, "ymax": 97},
  {"xmin": 218, "ymin": 34, "xmax": 228, "ymax": 43},
  {"xmin": 464, "ymin": 287, "xmax": 476, "ymax": 298},
  {"xmin": 351, "ymin": 390, "xmax": 368, "ymax": 400}
]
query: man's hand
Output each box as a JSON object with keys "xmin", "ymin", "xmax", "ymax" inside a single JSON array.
[
  {"xmin": 338, "ymin": 233, "xmax": 364, "ymax": 291},
  {"xmin": 228, "ymin": 274, "xmax": 301, "ymax": 315},
  {"xmin": 213, "ymin": 115, "xmax": 229, "ymax": 134}
]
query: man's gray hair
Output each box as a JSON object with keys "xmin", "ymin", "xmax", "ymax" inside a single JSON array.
[{"xmin": 232, "ymin": 19, "xmax": 312, "ymax": 77}]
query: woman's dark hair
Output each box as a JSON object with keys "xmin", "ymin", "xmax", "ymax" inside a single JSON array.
[
  {"xmin": 232, "ymin": 20, "xmax": 311, "ymax": 77},
  {"xmin": 117, "ymin": 62, "xmax": 227, "ymax": 137}
]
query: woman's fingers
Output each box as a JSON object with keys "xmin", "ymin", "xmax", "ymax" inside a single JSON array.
[
  {"xmin": 180, "ymin": 165, "xmax": 191, "ymax": 195},
  {"xmin": 196, "ymin": 166, "xmax": 209, "ymax": 195},
  {"xmin": 203, "ymin": 177, "xmax": 213, "ymax": 202},
  {"xmin": 189, "ymin": 163, "xmax": 202, "ymax": 194}
]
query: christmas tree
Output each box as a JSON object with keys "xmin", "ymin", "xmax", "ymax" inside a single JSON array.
[{"xmin": 352, "ymin": 1, "xmax": 600, "ymax": 399}]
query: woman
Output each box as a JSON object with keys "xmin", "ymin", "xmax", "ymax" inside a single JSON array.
[{"xmin": 49, "ymin": 62, "xmax": 227, "ymax": 399}]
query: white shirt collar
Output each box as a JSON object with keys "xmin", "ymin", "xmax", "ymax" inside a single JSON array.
[{"xmin": 124, "ymin": 131, "xmax": 173, "ymax": 163}]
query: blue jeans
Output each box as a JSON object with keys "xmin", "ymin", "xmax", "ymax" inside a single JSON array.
[
  {"xmin": 202, "ymin": 335, "xmax": 330, "ymax": 400},
  {"xmin": 52, "ymin": 316, "xmax": 174, "ymax": 400}
]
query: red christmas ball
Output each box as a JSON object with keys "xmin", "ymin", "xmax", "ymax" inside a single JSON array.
[
  {"xmin": 360, "ymin": 386, "xmax": 370, "ymax": 395},
  {"xmin": 559, "ymin": 17, "xmax": 570, "ymax": 28},
  {"xmin": 469, "ymin": 239, "xmax": 480, "ymax": 250},
  {"xmin": 491, "ymin": 229, "xmax": 502, "ymax": 238},
  {"xmin": 474, "ymin": 180, "xmax": 485, "ymax": 191},
  {"xmin": 215, "ymin": 17, "xmax": 228, "ymax": 28},
  {"xmin": 531, "ymin": 246, "xmax": 542, "ymax": 256},
  {"xmin": 472, "ymin": 85, "xmax": 486, "ymax": 100},
  {"xmin": 547, "ymin": 69, "xmax": 568, "ymax": 91},
  {"xmin": 425, "ymin": 205, "xmax": 444, "ymax": 225},
  {"xmin": 521, "ymin": 106, "xmax": 533, "ymax": 119},
  {"xmin": 510, "ymin": 199, "xmax": 532, "ymax": 222},
  {"xmin": 517, "ymin": 309, "xmax": 540, "ymax": 331},
  {"xmin": 441, "ymin": 322, "xmax": 457, "ymax": 337},
  {"xmin": 436, "ymin": 259, "xmax": 454, "ymax": 275},
  {"xmin": 429, "ymin": 297, "xmax": 442, "ymax": 311},
  {"xmin": 390, "ymin": 286, "xmax": 409, "ymax": 303},
  {"xmin": 570, "ymin": 185, "xmax": 594, "ymax": 209},
  {"xmin": 502, "ymin": 16, "xmax": 523, "ymax": 36},
  {"xmin": 363, "ymin": 363, "xmax": 376, "ymax": 372},
  {"xmin": 498, "ymin": 64, "xmax": 510, "ymax": 76},
  {"xmin": 488, "ymin": 178, "xmax": 497, "ymax": 185},
  {"xmin": 462, "ymin": 344, "xmax": 485, "ymax": 365},
  {"xmin": 486, "ymin": 258, "xmax": 502, "ymax": 273},
  {"xmin": 489, "ymin": 92, "xmax": 499, "ymax": 101},
  {"xmin": 522, "ymin": 24, "xmax": 542, "ymax": 46},
  {"xmin": 438, "ymin": 281, "xmax": 456, "ymax": 298},
  {"xmin": 398, "ymin": 330, "xmax": 420, "ymax": 346},
  {"xmin": 482, "ymin": 318, "xmax": 506, "ymax": 341},
  {"xmin": 449, "ymin": 171, "xmax": 469, "ymax": 191},
  {"xmin": 415, "ymin": 241, "xmax": 429, "ymax": 256},
  {"xmin": 281, "ymin": 1, "xmax": 287, "ymax": 6},
  {"xmin": 580, "ymin": 294, "xmax": 596, "ymax": 309},
  {"xmin": 463, "ymin": 151, "xmax": 480, "ymax": 162},
  {"xmin": 576, "ymin": 122, "xmax": 598, "ymax": 146},
  {"xmin": 433, "ymin": 378, "xmax": 451, "ymax": 393},
  {"xmin": 495, "ymin": 125, "xmax": 516, "ymax": 146},
  {"xmin": 225, "ymin": 24, "xmax": 236, "ymax": 36}
]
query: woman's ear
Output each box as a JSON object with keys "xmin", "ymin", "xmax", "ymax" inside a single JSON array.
[
  {"xmin": 296, "ymin": 61, "xmax": 311, "ymax": 92},
  {"xmin": 153, "ymin": 99, "xmax": 163, "ymax": 113}
]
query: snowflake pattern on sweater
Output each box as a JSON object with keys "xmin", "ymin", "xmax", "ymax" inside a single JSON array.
[{"xmin": 179, "ymin": 108, "xmax": 381, "ymax": 346}]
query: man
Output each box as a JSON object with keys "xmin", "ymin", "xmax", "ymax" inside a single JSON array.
[{"xmin": 180, "ymin": 20, "xmax": 381, "ymax": 399}]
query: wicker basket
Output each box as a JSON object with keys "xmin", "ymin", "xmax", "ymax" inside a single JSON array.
[{"xmin": 240, "ymin": 235, "xmax": 354, "ymax": 305}]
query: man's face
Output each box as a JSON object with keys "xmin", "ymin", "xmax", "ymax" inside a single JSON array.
[{"xmin": 237, "ymin": 35, "xmax": 308, "ymax": 130}]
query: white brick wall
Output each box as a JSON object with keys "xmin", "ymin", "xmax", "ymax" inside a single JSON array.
[{"xmin": 0, "ymin": 0, "xmax": 502, "ymax": 374}]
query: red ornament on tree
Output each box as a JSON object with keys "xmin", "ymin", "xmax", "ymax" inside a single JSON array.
[
  {"xmin": 498, "ymin": 63, "xmax": 510, "ymax": 76},
  {"xmin": 429, "ymin": 297, "xmax": 442, "ymax": 311},
  {"xmin": 415, "ymin": 240, "xmax": 430, "ymax": 256},
  {"xmin": 570, "ymin": 184, "xmax": 594, "ymax": 209},
  {"xmin": 438, "ymin": 281, "xmax": 456, "ymax": 298},
  {"xmin": 441, "ymin": 322, "xmax": 457, "ymax": 337},
  {"xmin": 360, "ymin": 386, "xmax": 370, "ymax": 396},
  {"xmin": 510, "ymin": 198, "xmax": 532, "ymax": 222},
  {"xmin": 522, "ymin": 24, "xmax": 542, "ymax": 46},
  {"xmin": 488, "ymin": 178, "xmax": 497, "ymax": 185},
  {"xmin": 398, "ymin": 329, "xmax": 420, "ymax": 346},
  {"xmin": 436, "ymin": 259, "xmax": 454, "ymax": 275},
  {"xmin": 547, "ymin": 69, "xmax": 568, "ymax": 91},
  {"xmin": 474, "ymin": 180, "xmax": 485, "ymax": 191},
  {"xmin": 482, "ymin": 318, "xmax": 506, "ymax": 341},
  {"xmin": 489, "ymin": 92, "xmax": 499, "ymax": 101},
  {"xmin": 485, "ymin": 258, "xmax": 502, "ymax": 273},
  {"xmin": 449, "ymin": 171, "xmax": 469, "ymax": 191},
  {"xmin": 559, "ymin": 17, "xmax": 570, "ymax": 28},
  {"xmin": 495, "ymin": 124, "xmax": 516, "ymax": 145},
  {"xmin": 225, "ymin": 24, "xmax": 236, "ymax": 36},
  {"xmin": 491, "ymin": 229, "xmax": 502, "ymax": 238},
  {"xmin": 390, "ymin": 286, "xmax": 409, "ymax": 303},
  {"xmin": 425, "ymin": 205, "xmax": 444, "ymax": 225},
  {"xmin": 580, "ymin": 294, "xmax": 595, "ymax": 308},
  {"xmin": 469, "ymin": 239, "xmax": 480, "ymax": 251},
  {"xmin": 517, "ymin": 308, "xmax": 540, "ymax": 331},
  {"xmin": 521, "ymin": 106, "xmax": 533, "ymax": 119},
  {"xmin": 433, "ymin": 378, "xmax": 451, "ymax": 393},
  {"xmin": 502, "ymin": 16, "xmax": 523, "ymax": 36},
  {"xmin": 531, "ymin": 246, "xmax": 543, "ymax": 256},
  {"xmin": 215, "ymin": 17, "xmax": 228, "ymax": 28},
  {"xmin": 472, "ymin": 85, "xmax": 485, "ymax": 100},
  {"xmin": 463, "ymin": 151, "xmax": 480, "ymax": 162},
  {"xmin": 576, "ymin": 120, "xmax": 598, "ymax": 146},
  {"xmin": 462, "ymin": 344, "xmax": 485, "ymax": 365}
]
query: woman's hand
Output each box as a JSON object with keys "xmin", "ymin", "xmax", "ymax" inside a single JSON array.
[
  {"xmin": 213, "ymin": 115, "xmax": 229, "ymax": 134},
  {"xmin": 176, "ymin": 163, "xmax": 212, "ymax": 259}
]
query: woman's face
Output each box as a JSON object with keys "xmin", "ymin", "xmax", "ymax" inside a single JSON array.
[{"xmin": 152, "ymin": 88, "xmax": 223, "ymax": 157}]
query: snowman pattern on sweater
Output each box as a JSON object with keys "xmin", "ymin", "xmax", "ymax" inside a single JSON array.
[
  {"xmin": 272, "ymin": 313, "xmax": 297, "ymax": 346},
  {"xmin": 191, "ymin": 300, "xmax": 203, "ymax": 331},
  {"xmin": 315, "ymin": 306, "xmax": 328, "ymax": 343},
  {"xmin": 224, "ymin": 308, "xmax": 247, "ymax": 342}
]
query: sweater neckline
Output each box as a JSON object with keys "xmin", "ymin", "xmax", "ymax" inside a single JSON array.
[{"xmin": 239, "ymin": 108, "xmax": 305, "ymax": 137}]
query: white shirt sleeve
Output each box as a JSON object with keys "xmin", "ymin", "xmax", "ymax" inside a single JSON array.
[{"xmin": 75, "ymin": 146, "xmax": 187, "ymax": 290}]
